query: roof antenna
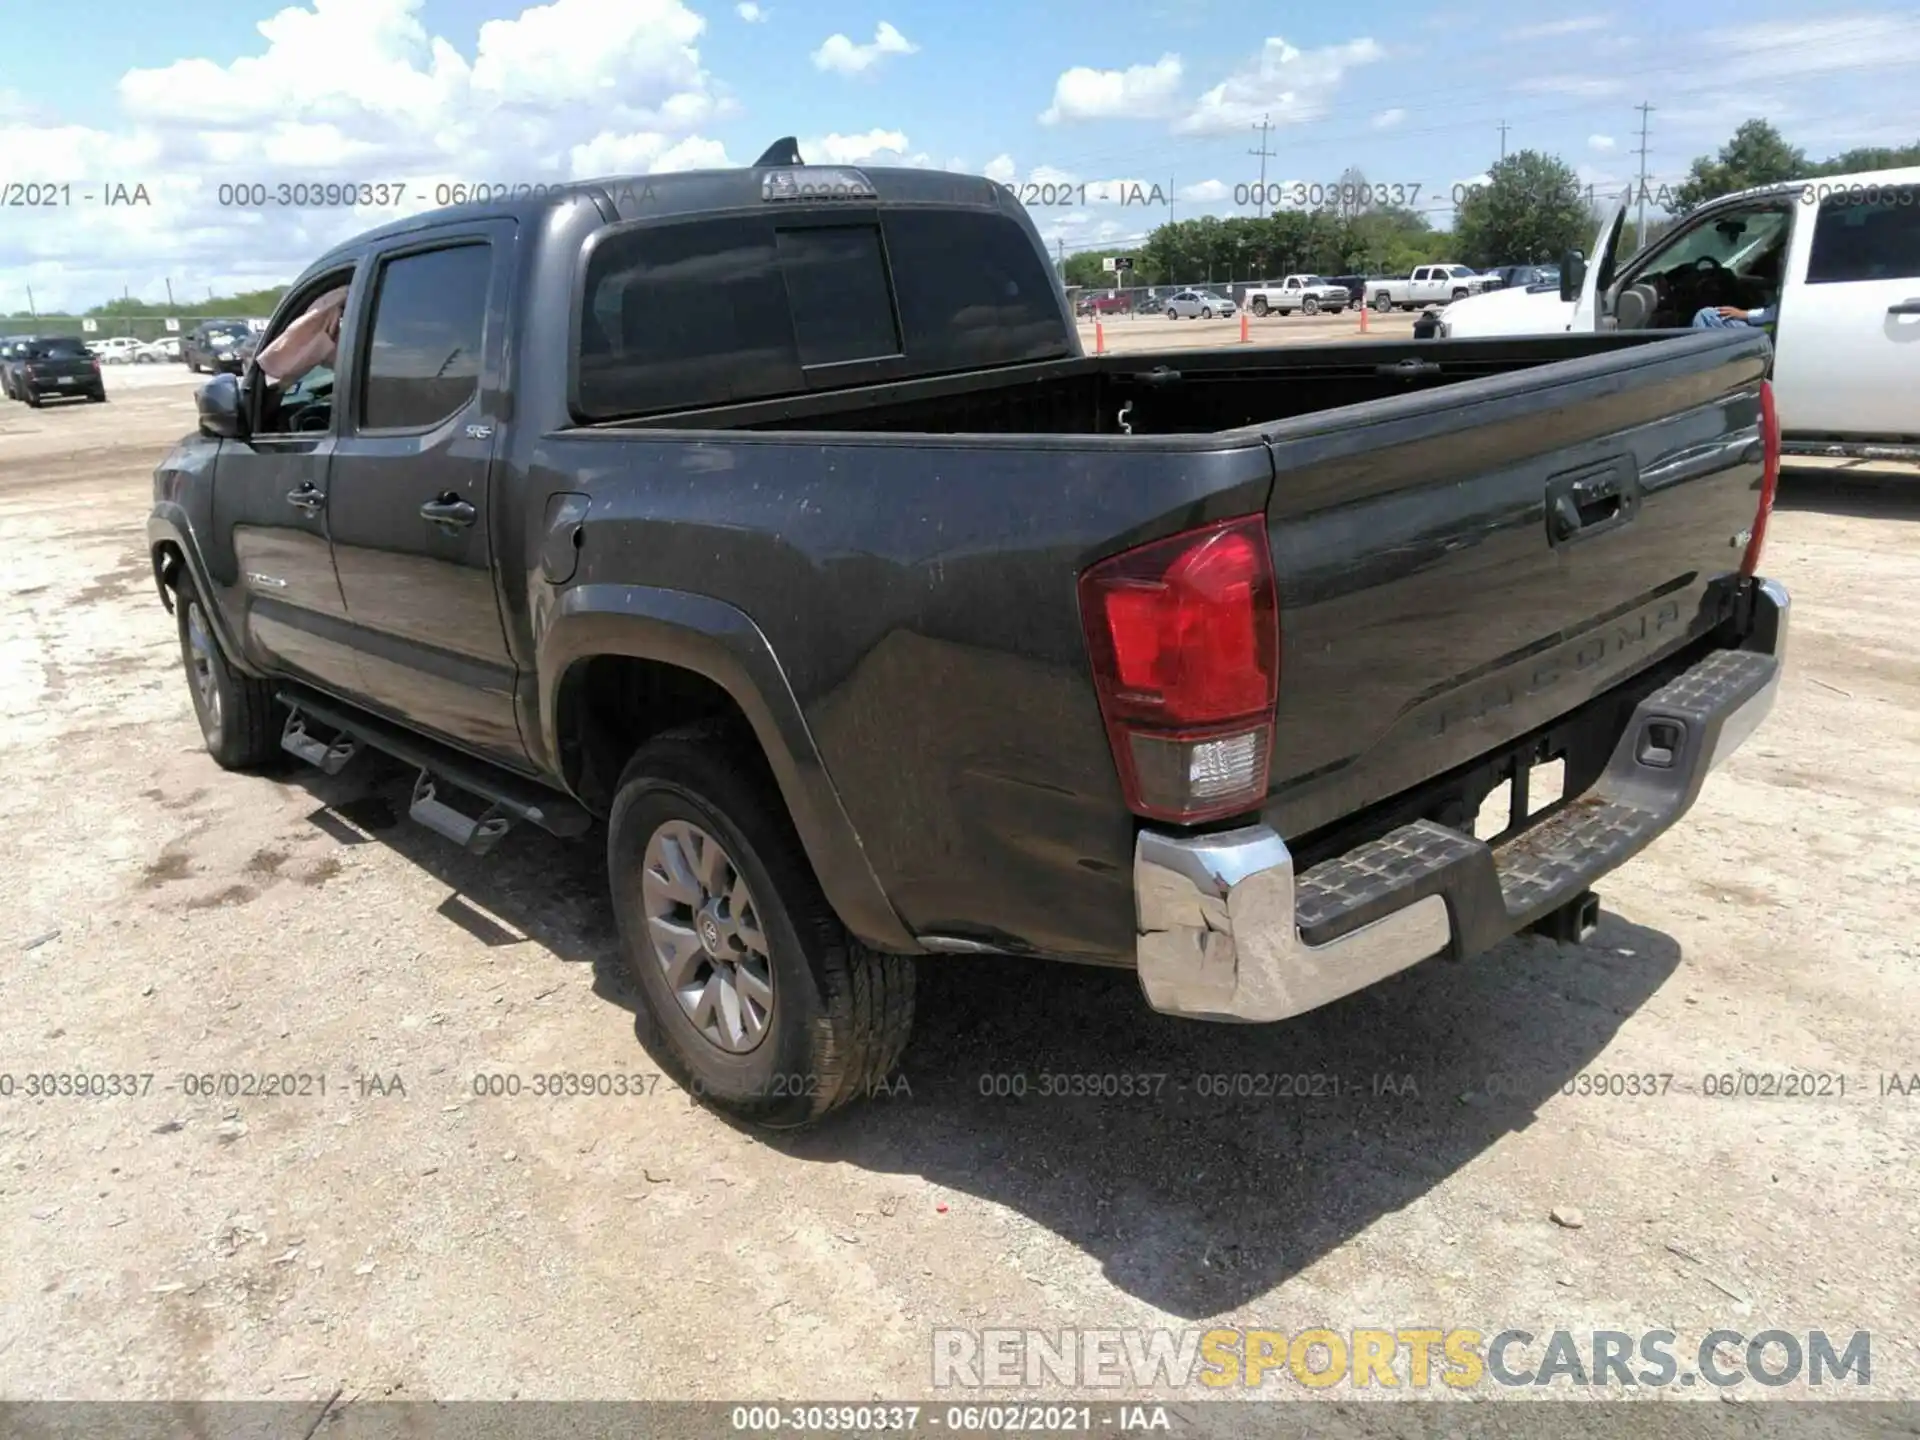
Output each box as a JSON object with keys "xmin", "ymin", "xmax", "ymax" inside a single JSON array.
[{"xmin": 754, "ymin": 137, "xmax": 804, "ymax": 167}]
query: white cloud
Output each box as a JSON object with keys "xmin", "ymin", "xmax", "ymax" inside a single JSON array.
[
  {"xmin": 1038, "ymin": 54, "xmax": 1183, "ymax": 124},
  {"xmin": 1513, "ymin": 75, "xmax": 1623, "ymax": 97},
  {"xmin": 983, "ymin": 154, "xmax": 1017, "ymax": 183},
  {"xmin": 1589, "ymin": 134, "xmax": 1616, "ymax": 151},
  {"xmin": 1372, "ymin": 107, "xmax": 1406, "ymax": 130},
  {"xmin": 811, "ymin": 21, "xmax": 917, "ymax": 75},
  {"xmin": 735, "ymin": 2, "xmax": 767, "ymax": 19},
  {"xmin": 1713, "ymin": 14, "xmax": 1920, "ymax": 82},
  {"xmin": 798, "ymin": 129, "xmax": 910, "ymax": 164},
  {"xmin": 1180, "ymin": 179, "xmax": 1229, "ymax": 202},
  {"xmin": 1510, "ymin": 15, "xmax": 1609, "ymax": 38},
  {"xmin": 1176, "ymin": 36, "xmax": 1385, "ymax": 135},
  {"xmin": 2, "ymin": 0, "xmax": 733, "ymax": 312}
]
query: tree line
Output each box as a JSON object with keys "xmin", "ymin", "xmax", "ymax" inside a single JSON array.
[{"xmin": 1066, "ymin": 121, "xmax": 1920, "ymax": 288}]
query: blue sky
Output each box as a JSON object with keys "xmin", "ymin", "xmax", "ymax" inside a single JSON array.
[{"xmin": 3, "ymin": 0, "xmax": 1918, "ymax": 310}]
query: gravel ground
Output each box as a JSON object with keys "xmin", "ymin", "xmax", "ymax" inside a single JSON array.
[{"xmin": 0, "ymin": 366, "xmax": 1915, "ymax": 1414}]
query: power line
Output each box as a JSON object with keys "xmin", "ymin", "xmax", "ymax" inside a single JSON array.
[{"xmin": 1248, "ymin": 114, "xmax": 1277, "ymax": 216}]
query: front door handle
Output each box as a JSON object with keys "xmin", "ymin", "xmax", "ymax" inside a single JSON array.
[
  {"xmin": 1888, "ymin": 298, "xmax": 1920, "ymax": 316},
  {"xmin": 420, "ymin": 494, "xmax": 477, "ymax": 529},
  {"xmin": 285, "ymin": 484, "xmax": 323, "ymax": 513}
]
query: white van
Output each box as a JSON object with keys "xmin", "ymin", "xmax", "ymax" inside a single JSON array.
[{"xmin": 1437, "ymin": 168, "xmax": 1920, "ymax": 461}]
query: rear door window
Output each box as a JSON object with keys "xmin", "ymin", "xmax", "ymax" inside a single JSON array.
[
  {"xmin": 32, "ymin": 338, "xmax": 90, "ymax": 359},
  {"xmin": 1805, "ymin": 197, "xmax": 1920, "ymax": 283}
]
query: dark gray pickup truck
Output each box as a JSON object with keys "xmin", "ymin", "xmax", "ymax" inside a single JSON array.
[{"xmin": 149, "ymin": 153, "xmax": 1789, "ymax": 1125}]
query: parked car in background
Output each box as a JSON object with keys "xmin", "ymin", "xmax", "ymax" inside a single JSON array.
[
  {"xmin": 10, "ymin": 336, "xmax": 107, "ymax": 406},
  {"xmin": 1324, "ymin": 275, "xmax": 1371, "ymax": 305},
  {"xmin": 0, "ymin": 337, "xmax": 38, "ymax": 399},
  {"xmin": 133, "ymin": 337, "xmax": 183, "ymax": 363},
  {"xmin": 1369, "ymin": 264, "xmax": 1497, "ymax": 310},
  {"xmin": 1163, "ymin": 288, "xmax": 1236, "ymax": 318},
  {"xmin": 1482, "ymin": 264, "xmax": 1561, "ymax": 291},
  {"xmin": 182, "ymin": 320, "xmax": 254, "ymax": 374},
  {"xmin": 1244, "ymin": 274, "xmax": 1350, "ymax": 316},
  {"xmin": 88, "ymin": 336, "xmax": 144, "ymax": 364},
  {"xmin": 1436, "ymin": 166, "xmax": 1920, "ymax": 461},
  {"xmin": 1076, "ymin": 293, "xmax": 1132, "ymax": 317}
]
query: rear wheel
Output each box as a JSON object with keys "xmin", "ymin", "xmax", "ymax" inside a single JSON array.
[
  {"xmin": 1251, "ymin": 298, "xmax": 1269, "ymax": 317},
  {"xmin": 1372, "ymin": 292, "xmax": 1391, "ymax": 311},
  {"xmin": 608, "ymin": 726, "xmax": 915, "ymax": 1127},
  {"xmin": 23, "ymin": 388, "xmax": 41, "ymax": 409},
  {"xmin": 174, "ymin": 572, "xmax": 280, "ymax": 769}
]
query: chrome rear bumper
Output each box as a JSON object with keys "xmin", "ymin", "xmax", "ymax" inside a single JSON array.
[{"xmin": 1134, "ymin": 579, "xmax": 1790, "ymax": 1023}]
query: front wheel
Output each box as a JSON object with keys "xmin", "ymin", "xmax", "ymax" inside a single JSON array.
[
  {"xmin": 608, "ymin": 726, "xmax": 915, "ymax": 1127},
  {"xmin": 174, "ymin": 573, "xmax": 281, "ymax": 769},
  {"xmin": 1452, "ymin": 288, "xmax": 1469, "ymax": 301},
  {"xmin": 1201, "ymin": 307, "xmax": 1214, "ymax": 319},
  {"xmin": 1166, "ymin": 307, "xmax": 1178, "ymax": 320},
  {"xmin": 23, "ymin": 389, "xmax": 41, "ymax": 409},
  {"xmin": 1302, "ymin": 296, "xmax": 1320, "ymax": 315}
]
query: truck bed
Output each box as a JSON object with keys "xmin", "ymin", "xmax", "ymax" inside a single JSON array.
[
  {"xmin": 594, "ymin": 332, "xmax": 1694, "ymax": 437},
  {"xmin": 553, "ymin": 327, "xmax": 1773, "ymax": 963}
]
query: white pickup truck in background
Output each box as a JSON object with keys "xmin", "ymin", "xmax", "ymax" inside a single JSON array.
[
  {"xmin": 1244, "ymin": 274, "xmax": 1351, "ymax": 316},
  {"xmin": 1369, "ymin": 264, "xmax": 1496, "ymax": 311},
  {"xmin": 1435, "ymin": 166, "xmax": 1920, "ymax": 462}
]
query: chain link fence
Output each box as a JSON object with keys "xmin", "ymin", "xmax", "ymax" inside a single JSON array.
[{"xmin": 0, "ymin": 314, "xmax": 268, "ymax": 345}]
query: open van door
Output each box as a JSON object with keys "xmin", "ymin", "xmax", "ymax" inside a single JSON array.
[{"xmin": 1568, "ymin": 198, "xmax": 1630, "ymax": 331}]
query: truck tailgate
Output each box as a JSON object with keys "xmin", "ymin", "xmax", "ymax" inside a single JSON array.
[{"xmin": 1259, "ymin": 328, "xmax": 1772, "ymax": 840}]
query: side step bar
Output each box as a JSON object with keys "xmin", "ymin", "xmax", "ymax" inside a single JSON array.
[
  {"xmin": 281, "ymin": 712, "xmax": 361, "ymax": 775},
  {"xmin": 274, "ymin": 689, "xmax": 593, "ymax": 852}
]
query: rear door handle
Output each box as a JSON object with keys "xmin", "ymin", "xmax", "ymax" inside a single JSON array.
[
  {"xmin": 420, "ymin": 494, "xmax": 477, "ymax": 529},
  {"xmin": 1888, "ymin": 298, "xmax": 1920, "ymax": 316},
  {"xmin": 285, "ymin": 484, "xmax": 323, "ymax": 513}
]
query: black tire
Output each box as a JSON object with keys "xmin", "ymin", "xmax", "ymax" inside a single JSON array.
[
  {"xmin": 23, "ymin": 388, "xmax": 41, "ymax": 408},
  {"xmin": 1452, "ymin": 288, "xmax": 1469, "ymax": 301},
  {"xmin": 1372, "ymin": 292, "xmax": 1392, "ymax": 311},
  {"xmin": 1201, "ymin": 307, "xmax": 1214, "ymax": 320},
  {"xmin": 1166, "ymin": 307, "xmax": 1178, "ymax": 320},
  {"xmin": 608, "ymin": 724, "xmax": 915, "ymax": 1127},
  {"xmin": 1251, "ymin": 298, "xmax": 1269, "ymax": 317},
  {"xmin": 173, "ymin": 572, "xmax": 280, "ymax": 769},
  {"xmin": 1303, "ymin": 295, "xmax": 1320, "ymax": 315},
  {"xmin": 89, "ymin": 391, "xmax": 107, "ymax": 403}
]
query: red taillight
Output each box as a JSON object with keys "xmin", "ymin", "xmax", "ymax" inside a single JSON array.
[
  {"xmin": 1742, "ymin": 379, "xmax": 1780, "ymax": 577},
  {"xmin": 1078, "ymin": 514, "xmax": 1279, "ymax": 823}
]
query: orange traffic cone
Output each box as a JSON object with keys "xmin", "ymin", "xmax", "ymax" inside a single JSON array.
[
  {"xmin": 1095, "ymin": 320, "xmax": 1106, "ymax": 355},
  {"xmin": 1240, "ymin": 311, "xmax": 1249, "ymax": 343},
  {"xmin": 1359, "ymin": 304, "xmax": 1369, "ymax": 335}
]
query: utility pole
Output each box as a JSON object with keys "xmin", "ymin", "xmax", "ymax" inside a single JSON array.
[
  {"xmin": 1168, "ymin": 175, "xmax": 1176, "ymax": 226},
  {"xmin": 25, "ymin": 286, "xmax": 35, "ymax": 318},
  {"xmin": 1497, "ymin": 119, "xmax": 1510, "ymax": 161},
  {"xmin": 1633, "ymin": 103, "xmax": 1654, "ymax": 249},
  {"xmin": 164, "ymin": 277, "xmax": 175, "ymax": 310},
  {"xmin": 1248, "ymin": 114, "xmax": 1277, "ymax": 216}
]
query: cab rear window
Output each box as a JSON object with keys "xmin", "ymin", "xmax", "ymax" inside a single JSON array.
[{"xmin": 575, "ymin": 208, "xmax": 1069, "ymax": 419}]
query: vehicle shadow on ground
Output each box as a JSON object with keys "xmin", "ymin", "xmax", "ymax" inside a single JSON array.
[
  {"xmin": 1778, "ymin": 468, "xmax": 1920, "ymax": 521},
  {"xmin": 778, "ymin": 913, "xmax": 1682, "ymax": 1317},
  {"xmin": 276, "ymin": 752, "xmax": 1682, "ymax": 1318}
]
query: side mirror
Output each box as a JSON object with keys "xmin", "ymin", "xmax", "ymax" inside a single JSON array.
[
  {"xmin": 196, "ymin": 372, "xmax": 247, "ymax": 440},
  {"xmin": 1559, "ymin": 251, "xmax": 1585, "ymax": 303}
]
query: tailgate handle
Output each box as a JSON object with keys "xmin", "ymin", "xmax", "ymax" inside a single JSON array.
[
  {"xmin": 1888, "ymin": 298, "xmax": 1920, "ymax": 316},
  {"xmin": 1378, "ymin": 358, "xmax": 1441, "ymax": 378},
  {"xmin": 1545, "ymin": 461, "xmax": 1638, "ymax": 546}
]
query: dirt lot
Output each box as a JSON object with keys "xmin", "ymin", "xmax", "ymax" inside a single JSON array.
[{"xmin": 1, "ymin": 354, "xmax": 1916, "ymax": 1412}]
